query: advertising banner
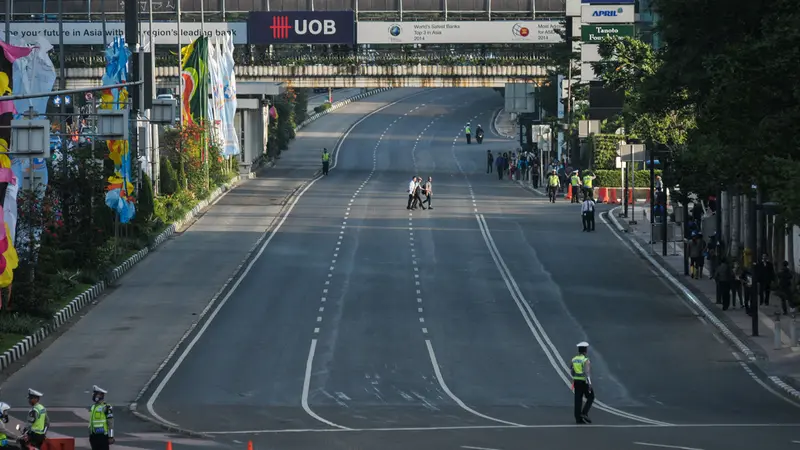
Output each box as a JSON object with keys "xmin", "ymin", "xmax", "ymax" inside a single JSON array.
[
  {"xmin": 581, "ymin": 24, "xmax": 635, "ymax": 42},
  {"xmin": 581, "ymin": 5, "xmax": 635, "ymax": 23},
  {"xmin": 3, "ymin": 21, "xmax": 246, "ymax": 46},
  {"xmin": 357, "ymin": 21, "xmax": 563, "ymax": 45},
  {"xmin": 247, "ymin": 11, "xmax": 355, "ymax": 45}
]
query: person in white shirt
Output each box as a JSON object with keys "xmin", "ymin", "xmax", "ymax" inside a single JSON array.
[
  {"xmin": 407, "ymin": 177, "xmax": 417, "ymax": 210},
  {"xmin": 581, "ymin": 196, "xmax": 596, "ymax": 232}
]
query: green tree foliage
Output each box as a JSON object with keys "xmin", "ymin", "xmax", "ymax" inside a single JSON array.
[{"xmin": 591, "ymin": 134, "xmax": 622, "ymax": 170}]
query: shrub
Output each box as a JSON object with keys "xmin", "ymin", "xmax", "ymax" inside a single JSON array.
[
  {"xmin": 138, "ymin": 173, "xmax": 155, "ymax": 221},
  {"xmin": 591, "ymin": 134, "xmax": 623, "ymax": 170},
  {"xmin": 159, "ymin": 158, "xmax": 179, "ymax": 194},
  {"xmin": 594, "ymin": 169, "xmax": 663, "ymax": 188}
]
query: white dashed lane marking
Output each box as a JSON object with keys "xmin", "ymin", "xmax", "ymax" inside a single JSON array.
[{"xmin": 312, "ymin": 104, "xmax": 424, "ymax": 336}]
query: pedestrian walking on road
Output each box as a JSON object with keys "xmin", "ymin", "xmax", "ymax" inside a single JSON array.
[
  {"xmin": 88, "ymin": 386, "xmax": 114, "ymax": 450},
  {"xmin": 756, "ymin": 254, "xmax": 774, "ymax": 306},
  {"xmin": 571, "ymin": 342, "xmax": 594, "ymax": 424},
  {"xmin": 496, "ymin": 154, "xmax": 505, "ymax": 180},
  {"xmin": 487, "ymin": 150, "xmax": 494, "ymax": 173},
  {"xmin": 321, "ymin": 148, "xmax": 330, "ymax": 175},
  {"xmin": 423, "ymin": 177, "xmax": 433, "ymax": 210},
  {"xmin": 412, "ymin": 176, "xmax": 426, "ymax": 210},
  {"xmin": 407, "ymin": 176, "xmax": 416, "ymax": 210}
]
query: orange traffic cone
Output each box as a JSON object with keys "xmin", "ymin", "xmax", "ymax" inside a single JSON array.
[
  {"xmin": 248, "ymin": 441, "xmax": 254, "ymax": 450},
  {"xmin": 566, "ymin": 186, "xmax": 572, "ymax": 201},
  {"xmin": 167, "ymin": 442, "xmax": 173, "ymax": 450}
]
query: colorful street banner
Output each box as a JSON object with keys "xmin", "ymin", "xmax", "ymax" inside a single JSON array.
[
  {"xmin": 101, "ymin": 37, "xmax": 135, "ymax": 224},
  {"xmin": 181, "ymin": 36, "xmax": 208, "ymax": 126},
  {"xmin": 0, "ymin": 40, "xmax": 30, "ymax": 288},
  {"xmin": 207, "ymin": 39, "xmax": 224, "ymax": 146},
  {"xmin": 221, "ymin": 33, "xmax": 240, "ymax": 156}
]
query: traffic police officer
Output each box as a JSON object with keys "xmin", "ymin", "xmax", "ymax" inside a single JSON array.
[
  {"xmin": 571, "ymin": 342, "xmax": 595, "ymax": 424},
  {"xmin": 465, "ymin": 124, "xmax": 472, "ymax": 144},
  {"xmin": 0, "ymin": 402, "xmax": 15, "ymax": 447},
  {"xmin": 582, "ymin": 172, "xmax": 596, "ymax": 201},
  {"xmin": 88, "ymin": 386, "xmax": 114, "ymax": 450},
  {"xmin": 321, "ymin": 148, "xmax": 330, "ymax": 175},
  {"xmin": 570, "ymin": 171, "xmax": 582, "ymax": 203},
  {"xmin": 24, "ymin": 389, "xmax": 47, "ymax": 449}
]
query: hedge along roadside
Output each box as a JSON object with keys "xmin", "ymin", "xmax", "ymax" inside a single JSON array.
[{"xmin": 0, "ymin": 86, "xmax": 394, "ymax": 372}]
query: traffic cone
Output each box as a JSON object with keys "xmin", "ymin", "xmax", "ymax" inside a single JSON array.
[
  {"xmin": 248, "ymin": 441, "xmax": 254, "ymax": 450},
  {"xmin": 566, "ymin": 186, "xmax": 572, "ymax": 200},
  {"xmin": 167, "ymin": 442, "xmax": 173, "ymax": 450}
]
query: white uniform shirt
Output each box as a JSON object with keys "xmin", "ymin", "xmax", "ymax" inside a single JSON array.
[
  {"xmin": 408, "ymin": 180, "xmax": 416, "ymax": 194},
  {"xmin": 581, "ymin": 199, "xmax": 595, "ymax": 214}
]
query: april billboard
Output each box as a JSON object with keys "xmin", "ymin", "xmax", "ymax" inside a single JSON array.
[{"xmin": 247, "ymin": 11, "xmax": 356, "ymax": 45}]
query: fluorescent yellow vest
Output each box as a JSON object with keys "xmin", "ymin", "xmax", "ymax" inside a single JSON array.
[
  {"xmin": 30, "ymin": 404, "xmax": 46, "ymax": 435},
  {"xmin": 571, "ymin": 175, "xmax": 580, "ymax": 186},
  {"xmin": 89, "ymin": 403, "xmax": 109, "ymax": 435},
  {"xmin": 583, "ymin": 176, "xmax": 593, "ymax": 188},
  {"xmin": 571, "ymin": 355, "xmax": 588, "ymax": 381}
]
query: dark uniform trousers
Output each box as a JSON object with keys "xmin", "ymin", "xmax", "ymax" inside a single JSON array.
[
  {"xmin": 89, "ymin": 434, "xmax": 110, "ymax": 450},
  {"xmin": 27, "ymin": 433, "xmax": 46, "ymax": 450},
  {"xmin": 573, "ymin": 380, "xmax": 595, "ymax": 420},
  {"xmin": 322, "ymin": 161, "xmax": 329, "ymax": 175},
  {"xmin": 582, "ymin": 210, "xmax": 595, "ymax": 231}
]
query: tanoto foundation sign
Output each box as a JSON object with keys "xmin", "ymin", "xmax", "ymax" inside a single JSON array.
[{"xmin": 581, "ymin": 24, "xmax": 634, "ymax": 42}]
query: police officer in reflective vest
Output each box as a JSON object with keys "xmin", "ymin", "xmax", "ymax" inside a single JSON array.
[
  {"xmin": 465, "ymin": 124, "xmax": 472, "ymax": 144},
  {"xmin": 0, "ymin": 402, "xmax": 16, "ymax": 447},
  {"xmin": 23, "ymin": 389, "xmax": 47, "ymax": 449},
  {"xmin": 571, "ymin": 342, "xmax": 595, "ymax": 424},
  {"xmin": 582, "ymin": 172, "xmax": 595, "ymax": 201},
  {"xmin": 321, "ymin": 148, "xmax": 330, "ymax": 175},
  {"xmin": 570, "ymin": 171, "xmax": 582, "ymax": 203},
  {"xmin": 88, "ymin": 386, "xmax": 114, "ymax": 450}
]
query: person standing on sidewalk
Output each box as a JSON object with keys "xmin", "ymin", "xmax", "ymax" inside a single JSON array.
[
  {"xmin": 487, "ymin": 150, "xmax": 494, "ymax": 173},
  {"xmin": 756, "ymin": 254, "xmax": 774, "ymax": 306},
  {"xmin": 732, "ymin": 261, "xmax": 745, "ymax": 309},
  {"xmin": 321, "ymin": 148, "xmax": 330, "ymax": 175},
  {"xmin": 714, "ymin": 258, "xmax": 733, "ymax": 310},
  {"xmin": 688, "ymin": 233, "xmax": 706, "ymax": 279},
  {"xmin": 778, "ymin": 261, "xmax": 793, "ymax": 315},
  {"xmin": 570, "ymin": 342, "xmax": 594, "ymax": 424}
]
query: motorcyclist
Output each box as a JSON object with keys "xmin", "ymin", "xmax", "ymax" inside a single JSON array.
[
  {"xmin": 476, "ymin": 124, "xmax": 484, "ymax": 143},
  {"xmin": 0, "ymin": 402, "xmax": 18, "ymax": 447}
]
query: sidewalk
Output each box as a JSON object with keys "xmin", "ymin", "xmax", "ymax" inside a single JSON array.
[
  {"xmin": 608, "ymin": 204, "xmax": 800, "ymax": 389},
  {"xmin": 0, "ymin": 88, "xmax": 425, "ymax": 413}
]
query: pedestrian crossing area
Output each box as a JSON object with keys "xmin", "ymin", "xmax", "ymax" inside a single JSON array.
[{"xmin": 8, "ymin": 408, "xmax": 223, "ymax": 450}]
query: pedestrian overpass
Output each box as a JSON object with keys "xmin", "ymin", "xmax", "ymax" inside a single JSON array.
[{"xmin": 38, "ymin": 0, "xmax": 565, "ymax": 88}]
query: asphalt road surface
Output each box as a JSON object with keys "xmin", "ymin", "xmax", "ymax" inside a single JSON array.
[{"xmin": 53, "ymin": 89, "xmax": 800, "ymax": 449}]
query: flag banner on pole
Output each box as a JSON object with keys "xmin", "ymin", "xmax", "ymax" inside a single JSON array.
[
  {"xmin": 181, "ymin": 36, "xmax": 208, "ymax": 126},
  {"xmin": 101, "ymin": 37, "xmax": 136, "ymax": 224},
  {"xmin": 0, "ymin": 40, "xmax": 29, "ymax": 287},
  {"xmin": 208, "ymin": 39, "xmax": 224, "ymax": 147},
  {"xmin": 221, "ymin": 34, "xmax": 240, "ymax": 156}
]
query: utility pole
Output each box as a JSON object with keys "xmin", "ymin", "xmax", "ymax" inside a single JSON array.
[{"xmin": 125, "ymin": 0, "xmax": 140, "ymax": 193}]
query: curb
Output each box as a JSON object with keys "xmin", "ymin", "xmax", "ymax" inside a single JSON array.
[{"xmin": 0, "ymin": 88, "xmax": 393, "ymax": 373}]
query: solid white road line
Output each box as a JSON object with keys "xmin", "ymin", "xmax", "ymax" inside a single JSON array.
[
  {"xmin": 424, "ymin": 340, "xmax": 524, "ymax": 427},
  {"xmin": 199, "ymin": 422, "xmax": 800, "ymax": 435},
  {"xmin": 302, "ymin": 339, "xmax": 350, "ymax": 429},
  {"xmin": 474, "ymin": 214, "xmax": 671, "ymax": 426},
  {"xmin": 144, "ymin": 89, "xmax": 434, "ymax": 428},
  {"xmin": 633, "ymin": 442, "xmax": 704, "ymax": 450},
  {"xmin": 462, "ymin": 446, "xmax": 502, "ymax": 450}
]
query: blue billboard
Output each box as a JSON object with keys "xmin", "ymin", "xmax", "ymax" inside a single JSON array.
[{"xmin": 247, "ymin": 11, "xmax": 356, "ymax": 45}]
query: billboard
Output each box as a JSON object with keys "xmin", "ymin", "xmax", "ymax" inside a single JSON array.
[
  {"xmin": 581, "ymin": 0, "xmax": 634, "ymax": 3},
  {"xmin": 247, "ymin": 11, "xmax": 355, "ymax": 45},
  {"xmin": 357, "ymin": 21, "xmax": 563, "ymax": 45},
  {"xmin": 581, "ymin": 5, "xmax": 635, "ymax": 23},
  {"xmin": 581, "ymin": 24, "xmax": 634, "ymax": 42},
  {"xmin": 1, "ymin": 22, "xmax": 247, "ymax": 46}
]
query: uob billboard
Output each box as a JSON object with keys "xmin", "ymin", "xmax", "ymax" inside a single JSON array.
[{"xmin": 247, "ymin": 11, "xmax": 356, "ymax": 45}]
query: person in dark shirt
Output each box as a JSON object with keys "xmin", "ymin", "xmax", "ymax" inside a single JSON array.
[
  {"xmin": 487, "ymin": 150, "xmax": 494, "ymax": 174},
  {"xmin": 777, "ymin": 261, "xmax": 794, "ymax": 315},
  {"xmin": 756, "ymin": 254, "xmax": 775, "ymax": 306}
]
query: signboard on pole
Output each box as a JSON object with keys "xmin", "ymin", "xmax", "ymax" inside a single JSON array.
[
  {"xmin": 581, "ymin": 5, "xmax": 635, "ymax": 23},
  {"xmin": 581, "ymin": 24, "xmax": 634, "ymax": 42},
  {"xmin": 247, "ymin": 11, "xmax": 355, "ymax": 45},
  {"xmin": 356, "ymin": 21, "xmax": 563, "ymax": 44},
  {"xmin": 581, "ymin": 44, "xmax": 602, "ymax": 62},
  {"xmin": 3, "ymin": 21, "xmax": 247, "ymax": 45},
  {"xmin": 504, "ymin": 83, "xmax": 536, "ymax": 114}
]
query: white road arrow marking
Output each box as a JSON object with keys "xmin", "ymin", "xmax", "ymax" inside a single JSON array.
[{"xmin": 634, "ymin": 442, "xmax": 705, "ymax": 450}]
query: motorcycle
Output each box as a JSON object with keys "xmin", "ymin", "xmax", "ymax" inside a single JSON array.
[{"xmin": 476, "ymin": 129, "xmax": 484, "ymax": 144}]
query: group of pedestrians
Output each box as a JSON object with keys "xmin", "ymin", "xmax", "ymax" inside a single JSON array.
[
  {"xmin": 487, "ymin": 149, "xmax": 540, "ymax": 186},
  {"xmin": 407, "ymin": 176, "xmax": 433, "ymax": 210}
]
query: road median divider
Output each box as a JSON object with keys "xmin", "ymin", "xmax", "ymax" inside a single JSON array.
[{"xmin": 0, "ymin": 87, "xmax": 395, "ymax": 373}]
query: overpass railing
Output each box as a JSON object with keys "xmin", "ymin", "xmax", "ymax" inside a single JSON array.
[{"xmin": 56, "ymin": 47, "xmax": 555, "ymax": 70}]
